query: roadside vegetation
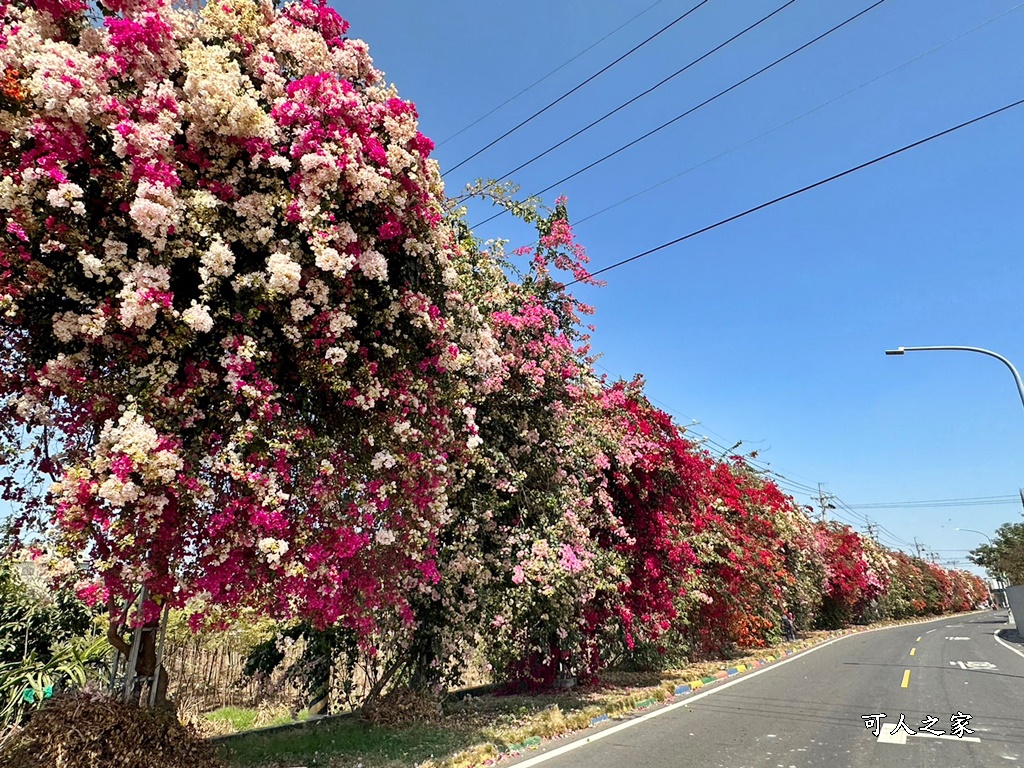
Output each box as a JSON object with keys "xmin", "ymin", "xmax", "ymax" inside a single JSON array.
[{"xmin": 0, "ymin": 0, "xmax": 994, "ymax": 766}]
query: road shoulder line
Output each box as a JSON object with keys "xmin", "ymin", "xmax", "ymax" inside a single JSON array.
[{"xmin": 993, "ymin": 628, "xmax": 1024, "ymax": 661}]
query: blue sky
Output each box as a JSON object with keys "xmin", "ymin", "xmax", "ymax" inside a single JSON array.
[{"xmin": 338, "ymin": 0, "xmax": 1024, "ymax": 578}]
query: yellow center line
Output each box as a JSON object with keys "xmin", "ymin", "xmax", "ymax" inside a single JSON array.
[
  {"xmin": 910, "ymin": 648, "xmax": 916, "ymax": 656},
  {"xmin": 916, "ymin": 636, "xmax": 922, "ymax": 642},
  {"xmin": 901, "ymin": 669, "xmax": 911, "ymax": 688}
]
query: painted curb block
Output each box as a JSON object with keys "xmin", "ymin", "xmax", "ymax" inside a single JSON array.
[
  {"xmin": 503, "ymin": 736, "xmax": 542, "ymax": 754},
  {"xmin": 700, "ymin": 675, "xmax": 716, "ymax": 684},
  {"xmin": 589, "ymin": 714, "xmax": 609, "ymax": 726},
  {"xmin": 674, "ymin": 684, "xmax": 691, "ymax": 695},
  {"xmin": 726, "ymin": 667, "xmax": 739, "ymax": 676},
  {"xmin": 688, "ymin": 679, "xmax": 703, "ymax": 689}
]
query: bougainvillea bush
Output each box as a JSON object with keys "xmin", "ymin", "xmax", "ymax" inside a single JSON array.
[
  {"xmin": 0, "ymin": 0, "xmax": 495, "ymax": 674},
  {"xmin": 397, "ymin": 210, "xmax": 631, "ymax": 692}
]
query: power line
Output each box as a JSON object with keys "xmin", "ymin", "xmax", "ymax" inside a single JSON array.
[
  {"xmin": 488, "ymin": 0, "xmax": 800, "ymax": 185},
  {"xmin": 571, "ymin": 1, "xmax": 1024, "ymax": 227},
  {"xmin": 445, "ymin": 0, "xmax": 711, "ymax": 174},
  {"xmin": 593, "ymin": 362, "xmax": 820, "ymax": 493},
  {"xmin": 472, "ymin": 0, "xmax": 890, "ymax": 228},
  {"xmin": 436, "ymin": 0, "xmax": 669, "ymax": 148},
  {"xmin": 832, "ymin": 497, "xmax": 869, "ymax": 524},
  {"xmin": 850, "ymin": 495, "xmax": 1017, "ymax": 509},
  {"xmin": 767, "ymin": 477, "xmax": 821, "ymax": 497},
  {"xmin": 591, "ymin": 367, "xmax": 916, "ymax": 534},
  {"xmin": 566, "ymin": 94, "xmax": 1024, "ymax": 284},
  {"xmin": 812, "ymin": 489, "xmax": 922, "ymax": 552},
  {"xmin": 752, "ymin": 471, "xmax": 822, "ymax": 499},
  {"xmin": 876, "ymin": 523, "xmax": 917, "ymax": 549}
]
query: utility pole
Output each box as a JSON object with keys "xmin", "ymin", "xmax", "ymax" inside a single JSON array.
[
  {"xmin": 914, "ymin": 538, "xmax": 926, "ymax": 559},
  {"xmin": 817, "ymin": 483, "xmax": 836, "ymax": 523},
  {"xmin": 864, "ymin": 518, "xmax": 879, "ymax": 543}
]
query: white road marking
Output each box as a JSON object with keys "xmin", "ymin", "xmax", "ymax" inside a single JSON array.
[
  {"xmin": 945, "ymin": 636, "xmax": 970, "ymax": 640},
  {"xmin": 876, "ymin": 723, "xmax": 981, "ymax": 745},
  {"xmin": 910, "ymin": 732, "xmax": 981, "ymax": 743},
  {"xmin": 993, "ymin": 631, "xmax": 1024, "ymax": 662},
  {"xmin": 876, "ymin": 724, "xmax": 907, "ymax": 745},
  {"xmin": 949, "ymin": 660, "xmax": 997, "ymax": 670}
]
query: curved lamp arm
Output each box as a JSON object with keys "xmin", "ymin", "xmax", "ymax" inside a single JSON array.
[{"xmin": 885, "ymin": 346, "xmax": 1024, "ymax": 411}]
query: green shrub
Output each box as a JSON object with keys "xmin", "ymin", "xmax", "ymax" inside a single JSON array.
[{"xmin": 0, "ymin": 632, "xmax": 108, "ymax": 739}]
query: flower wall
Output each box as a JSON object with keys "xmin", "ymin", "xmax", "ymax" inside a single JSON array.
[{"xmin": 0, "ymin": 0, "xmax": 990, "ymax": 697}]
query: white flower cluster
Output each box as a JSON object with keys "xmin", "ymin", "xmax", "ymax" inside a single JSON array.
[{"xmin": 257, "ymin": 537, "xmax": 289, "ymax": 565}]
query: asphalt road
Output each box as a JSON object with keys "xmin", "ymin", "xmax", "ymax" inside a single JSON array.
[{"xmin": 509, "ymin": 611, "xmax": 1024, "ymax": 768}]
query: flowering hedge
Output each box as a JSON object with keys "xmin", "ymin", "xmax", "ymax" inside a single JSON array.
[
  {"xmin": 0, "ymin": 0, "xmax": 990, "ymax": 701},
  {"xmin": 0, "ymin": 0, "xmax": 497, "ymax": 638}
]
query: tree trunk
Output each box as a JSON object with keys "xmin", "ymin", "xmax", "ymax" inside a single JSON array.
[
  {"xmin": 135, "ymin": 614, "xmax": 169, "ymax": 709},
  {"xmin": 107, "ymin": 596, "xmax": 170, "ymax": 710}
]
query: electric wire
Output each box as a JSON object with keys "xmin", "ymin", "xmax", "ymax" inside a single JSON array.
[
  {"xmin": 471, "ymin": 0, "xmax": 890, "ymax": 228},
  {"xmin": 571, "ymin": 1, "xmax": 1024, "ymax": 227},
  {"xmin": 436, "ymin": 0, "xmax": 669, "ymax": 147},
  {"xmin": 566, "ymin": 94, "xmax": 1024, "ymax": 284},
  {"xmin": 877, "ymin": 524, "xmax": 918, "ymax": 549},
  {"xmin": 850, "ymin": 494, "xmax": 1016, "ymax": 508},
  {"xmin": 848, "ymin": 494, "xmax": 1014, "ymax": 504},
  {"xmin": 445, "ymin": 0, "xmax": 712, "ymax": 174},
  {"xmin": 763, "ymin": 476, "xmax": 815, "ymax": 495},
  {"xmin": 591, "ymin": 368, "xmax": 824, "ymax": 494},
  {"xmin": 590, "ymin": 365, "xmax": 960, "ymax": 545},
  {"xmin": 487, "ymin": 0, "xmax": 799, "ymax": 185},
  {"xmin": 758, "ymin": 472, "xmax": 821, "ymax": 495},
  {"xmin": 592, "ymin": 363, "xmax": 822, "ymax": 495},
  {"xmin": 832, "ymin": 494, "xmax": 920, "ymax": 550}
]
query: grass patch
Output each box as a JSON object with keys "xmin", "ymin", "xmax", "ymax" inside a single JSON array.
[
  {"xmin": 206, "ymin": 707, "xmax": 259, "ymax": 733},
  {"xmin": 220, "ymin": 718, "xmax": 485, "ymax": 768},
  {"xmin": 204, "ymin": 706, "xmax": 314, "ymax": 737}
]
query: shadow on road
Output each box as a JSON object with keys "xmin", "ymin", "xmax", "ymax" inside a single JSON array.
[{"xmin": 841, "ymin": 660, "xmax": 1024, "ymax": 681}]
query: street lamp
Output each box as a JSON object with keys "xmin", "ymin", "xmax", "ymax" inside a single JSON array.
[
  {"xmin": 885, "ymin": 346, "xmax": 1024, "ymax": 596},
  {"xmin": 884, "ymin": 346, "xmax": 1024, "ymax": 411},
  {"xmin": 955, "ymin": 527, "xmax": 1005, "ymax": 603},
  {"xmin": 955, "ymin": 527, "xmax": 992, "ymax": 544}
]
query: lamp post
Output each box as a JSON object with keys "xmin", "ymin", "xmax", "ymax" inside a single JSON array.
[
  {"xmin": 885, "ymin": 345, "xmax": 1024, "ymax": 610},
  {"xmin": 955, "ymin": 527, "xmax": 1005, "ymax": 605},
  {"xmin": 884, "ymin": 346, "xmax": 1024, "ymax": 411},
  {"xmin": 956, "ymin": 527, "xmax": 992, "ymax": 544}
]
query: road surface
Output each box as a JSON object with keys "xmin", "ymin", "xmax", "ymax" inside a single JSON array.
[{"xmin": 509, "ymin": 611, "xmax": 1024, "ymax": 768}]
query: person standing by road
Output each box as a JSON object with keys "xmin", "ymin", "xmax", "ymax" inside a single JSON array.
[{"xmin": 782, "ymin": 610, "xmax": 797, "ymax": 642}]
